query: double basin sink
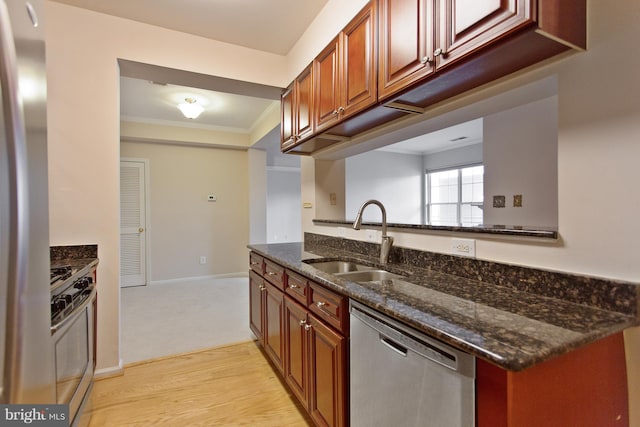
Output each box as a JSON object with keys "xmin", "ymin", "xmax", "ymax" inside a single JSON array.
[{"xmin": 303, "ymin": 259, "xmax": 405, "ymax": 283}]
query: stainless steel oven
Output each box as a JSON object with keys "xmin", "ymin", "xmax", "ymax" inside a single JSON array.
[{"xmin": 51, "ymin": 267, "xmax": 96, "ymax": 427}]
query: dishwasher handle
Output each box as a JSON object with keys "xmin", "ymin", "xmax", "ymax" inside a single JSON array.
[{"xmin": 379, "ymin": 335, "xmax": 408, "ymax": 357}]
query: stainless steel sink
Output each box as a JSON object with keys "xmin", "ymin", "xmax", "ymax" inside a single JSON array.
[
  {"xmin": 335, "ymin": 270, "xmax": 404, "ymax": 282},
  {"xmin": 304, "ymin": 260, "xmax": 376, "ymax": 274}
]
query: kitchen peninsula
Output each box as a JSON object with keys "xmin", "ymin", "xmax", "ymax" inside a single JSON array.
[{"xmin": 249, "ymin": 233, "xmax": 639, "ymax": 427}]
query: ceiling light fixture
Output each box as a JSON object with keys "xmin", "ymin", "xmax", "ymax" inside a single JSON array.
[{"xmin": 177, "ymin": 97, "xmax": 204, "ymax": 119}]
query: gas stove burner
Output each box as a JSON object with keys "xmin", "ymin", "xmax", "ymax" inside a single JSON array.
[{"xmin": 50, "ymin": 265, "xmax": 72, "ymax": 284}]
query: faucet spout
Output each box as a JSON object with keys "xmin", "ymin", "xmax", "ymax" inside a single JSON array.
[{"xmin": 353, "ymin": 199, "xmax": 394, "ymax": 264}]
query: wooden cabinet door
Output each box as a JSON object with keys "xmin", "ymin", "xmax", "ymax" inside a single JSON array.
[
  {"xmin": 308, "ymin": 315, "xmax": 346, "ymax": 427},
  {"xmin": 283, "ymin": 297, "xmax": 309, "ymax": 409},
  {"xmin": 378, "ymin": 0, "xmax": 435, "ymax": 101},
  {"xmin": 295, "ymin": 64, "xmax": 314, "ymax": 143},
  {"xmin": 263, "ymin": 282, "xmax": 284, "ymax": 373},
  {"xmin": 248, "ymin": 271, "xmax": 264, "ymax": 343},
  {"xmin": 436, "ymin": 0, "xmax": 532, "ymax": 69},
  {"xmin": 314, "ymin": 37, "xmax": 341, "ymax": 133},
  {"xmin": 280, "ymin": 83, "xmax": 295, "ymax": 150},
  {"xmin": 341, "ymin": 1, "xmax": 377, "ymax": 119}
]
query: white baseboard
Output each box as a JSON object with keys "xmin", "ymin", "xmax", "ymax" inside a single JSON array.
[
  {"xmin": 149, "ymin": 272, "xmax": 248, "ymax": 286},
  {"xmin": 94, "ymin": 358, "xmax": 124, "ymax": 380}
]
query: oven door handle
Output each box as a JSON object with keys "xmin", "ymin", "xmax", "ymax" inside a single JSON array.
[{"xmin": 51, "ymin": 288, "xmax": 96, "ymax": 334}]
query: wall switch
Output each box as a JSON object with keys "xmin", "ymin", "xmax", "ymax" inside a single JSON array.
[
  {"xmin": 303, "ymin": 202, "xmax": 312, "ymax": 208},
  {"xmin": 199, "ymin": 256, "xmax": 207, "ymax": 264},
  {"xmin": 207, "ymin": 195, "xmax": 217, "ymax": 202},
  {"xmin": 451, "ymin": 238, "xmax": 476, "ymax": 257},
  {"xmin": 329, "ymin": 192, "xmax": 337, "ymax": 206}
]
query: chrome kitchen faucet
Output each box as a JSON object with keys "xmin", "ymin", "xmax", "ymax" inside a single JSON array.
[{"xmin": 353, "ymin": 199, "xmax": 393, "ymax": 265}]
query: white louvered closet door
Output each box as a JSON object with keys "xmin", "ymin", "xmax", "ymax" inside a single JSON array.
[{"xmin": 120, "ymin": 160, "xmax": 147, "ymax": 287}]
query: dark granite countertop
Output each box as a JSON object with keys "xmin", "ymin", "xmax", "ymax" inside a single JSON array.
[{"xmin": 248, "ymin": 239, "xmax": 639, "ymax": 371}]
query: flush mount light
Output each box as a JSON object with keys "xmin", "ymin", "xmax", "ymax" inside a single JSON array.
[{"xmin": 177, "ymin": 97, "xmax": 204, "ymax": 119}]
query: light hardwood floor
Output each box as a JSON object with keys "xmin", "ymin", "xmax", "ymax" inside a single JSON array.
[{"xmin": 89, "ymin": 341, "xmax": 312, "ymax": 426}]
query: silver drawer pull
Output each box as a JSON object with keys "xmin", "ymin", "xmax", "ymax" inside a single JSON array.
[
  {"xmin": 250, "ymin": 261, "xmax": 260, "ymax": 266},
  {"xmin": 316, "ymin": 301, "xmax": 327, "ymax": 309},
  {"xmin": 304, "ymin": 324, "xmax": 311, "ymax": 331},
  {"xmin": 289, "ymin": 283, "xmax": 299, "ymax": 289},
  {"xmin": 267, "ymin": 271, "xmax": 277, "ymax": 276},
  {"xmin": 299, "ymin": 319, "xmax": 307, "ymax": 326},
  {"xmin": 259, "ymin": 285, "xmax": 266, "ymax": 291}
]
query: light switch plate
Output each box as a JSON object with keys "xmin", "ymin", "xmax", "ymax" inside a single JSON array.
[{"xmin": 451, "ymin": 238, "xmax": 476, "ymax": 257}]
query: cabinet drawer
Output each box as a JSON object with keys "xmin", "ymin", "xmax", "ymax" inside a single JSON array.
[
  {"xmin": 249, "ymin": 252, "xmax": 264, "ymax": 274},
  {"xmin": 309, "ymin": 282, "xmax": 348, "ymax": 334},
  {"xmin": 285, "ymin": 270, "xmax": 309, "ymax": 306},
  {"xmin": 264, "ymin": 259, "xmax": 285, "ymax": 290}
]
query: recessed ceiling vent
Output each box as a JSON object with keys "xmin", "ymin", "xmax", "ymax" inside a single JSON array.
[{"xmin": 450, "ymin": 136, "xmax": 468, "ymax": 142}]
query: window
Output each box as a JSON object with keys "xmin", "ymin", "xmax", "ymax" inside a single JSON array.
[{"xmin": 427, "ymin": 165, "xmax": 484, "ymax": 226}]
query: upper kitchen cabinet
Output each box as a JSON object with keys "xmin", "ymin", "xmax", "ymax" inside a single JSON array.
[
  {"xmin": 378, "ymin": 0, "xmax": 435, "ymax": 100},
  {"xmin": 314, "ymin": 2, "xmax": 377, "ymax": 134},
  {"xmin": 386, "ymin": 0, "xmax": 586, "ymax": 108},
  {"xmin": 282, "ymin": 0, "xmax": 586, "ymax": 154},
  {"xmin": 281, "ymin": 64, "xmax": 314, "ymax": 151},
  {"xmin": 437, "ymin": 0, "xmax": 532, "ymax": 70}
]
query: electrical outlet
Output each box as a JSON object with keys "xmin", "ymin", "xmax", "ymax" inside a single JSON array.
[
  {"xmin": 199, "ymin": 256, "xmax": 207, "ymax": 264},
  {"xmin": 329, "ymin": 193, "xmax": 337, "ymax": 206},
  {"xmin": 207, "ymin": 195, "xmax": 217, "ymax": 202},
  {"xmin": 451, "ymin": 238, "xmax": 476, "ymax": 257}
]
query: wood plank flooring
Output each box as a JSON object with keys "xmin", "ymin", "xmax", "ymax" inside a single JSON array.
[{"xmin": 88, "ymin": 341, "xmax": 312, "ymax": 426}]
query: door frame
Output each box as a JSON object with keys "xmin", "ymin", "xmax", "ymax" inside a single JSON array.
[{"xmin": 120, "ymin": 157, "xmax": 151, "ymax": 286}]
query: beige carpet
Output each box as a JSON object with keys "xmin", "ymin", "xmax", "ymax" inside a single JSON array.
[{"xmin": 121, "ymin": 276, "xmax": 253, "ymax": 364}]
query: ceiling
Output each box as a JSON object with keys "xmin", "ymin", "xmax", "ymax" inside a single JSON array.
[
  {"xmin": 377, "ymin": 119, "xmax": 483, "ymax": 155},
  {"xmin": 50, "ymin": 0, "xmax": 329, "ymax": 55}
]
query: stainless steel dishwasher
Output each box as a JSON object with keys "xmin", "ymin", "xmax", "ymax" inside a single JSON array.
[{"xmin": 350, "ymin": 300, "xmax": 475, "ymax": 427}]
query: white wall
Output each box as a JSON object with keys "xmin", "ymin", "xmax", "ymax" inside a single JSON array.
[
  {"xmin": 345, "ymin": 151, "xmax": 423, "ymax": 223},
  {"xmin": 302, "ymin": 1, "xmax": 640, "ymax": 424},
  {"xmin": 120, "ymin": 142, "xmax": 248, "ymax": 281},
  {"xmin": 483, "ymin": 96, "xmax": 558, "ymax": 227},
  {"xmin": 45, "ymin": 0, "xmax": 360, "ymax": 374},
  {"xmin": 266, "ymin": 168, "xmax": 302, "ymax": 243}
]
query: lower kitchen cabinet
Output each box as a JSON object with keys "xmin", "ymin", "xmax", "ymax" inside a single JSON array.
[
  {"xmin": 284, "ymin": 297, "xmax": 310, "ymax": 408},
  {"xmin": 249, "ymin": 269, "xmax": 285, "ymax": 373},
  {"xmin": 263, "ymin": 281, "xmax": 285, "ymax": 373},
  {"xmin": 248, "ymin": 270, "xmax": 264, "ymax": 344},
  {"xmin": 251, "ymin": 253, "xmax": 347, "ymax": 427},
  {"xmin": 307, "ymin": 314, "xmax": 346, "ymax": 427},
  {"xmin": 284, "ymin": 296, "xmax": 347, "ymax": 427}
]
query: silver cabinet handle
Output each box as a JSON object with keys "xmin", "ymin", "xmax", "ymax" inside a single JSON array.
[
  {"xmin": 304, "ymin": 324, "xmax": 312, "ymax": 331},
  {"xmin": 316, "ymin": 301, "xmax": 327, "ymax": 309},
  {"xmin": 299, "ymin": 319, "xmax": 307, "ymax": 326},
  {"xmin": 250, "ymin": 261, "xmax": 259, "ymax": 266},
  {"xmin": 259, "ymin": 285, "xmax": 266, "ymax": 291},
  {"xmin": 332, "ymin": 110, "xmax": 339, "ymax": 116},
  {"xmin": 267, "ymin": 271, "xmax": 277, "ymax": 276},
  {"xmin": 434, "ymin": 48, "xmax": 445, "ymax": 57},
  {"xmin": 289, "ymin": 283, "xmax": 299, "ymax": 289},
  {"xmin": 337, "ymin": 106, "xmax": 345, "ymax": 114},
  {"xmin": 420, "ymin": 56, "xmax": 431, "ymax": 64}
]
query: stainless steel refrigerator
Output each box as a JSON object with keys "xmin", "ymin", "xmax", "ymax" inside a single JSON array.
[{"xmin": 1, "ymin": 0, "xmax": 55, "ymax": 403}]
